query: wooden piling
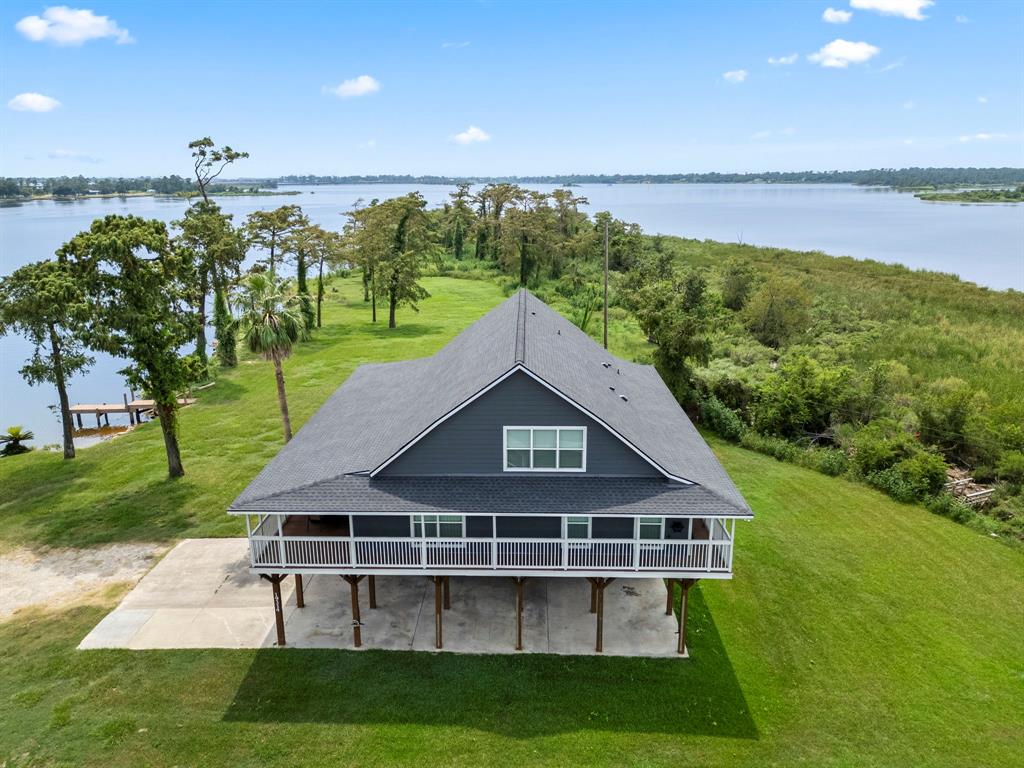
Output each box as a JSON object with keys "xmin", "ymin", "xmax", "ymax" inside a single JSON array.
[
  {"xmin": 260, "ymin": 574, "xmax": 287, "ymax": 647},
  {"xmin": 294, "ymin": 574, "xmax": 304, "ymax": 608},
  {"xmin": 368, "ymin": 575, "xmax": 377, "ymax": 609}
]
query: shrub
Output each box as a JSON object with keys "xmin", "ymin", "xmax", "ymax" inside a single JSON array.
[
  {"xmin": 698, "ymin": 395, "xmax": 745, "ymax": 442},
  {"xmin": 812, "ymin": 447, "xmax": 850, "ymax": 477},
  {"xmin": 866, "ymin": 467, "xmax": 919, "ymax": 503},
  {"xmin": 850, "ymin": 419, "xmax": 919, "ymax": 476},
  {"xmin": 752, "ymin": 355, "xmax": 854, "ymax": 438},
  {"xmin": 924, "ymin": 492, "xmax": 975, "ymax": 524},
  {"xmin": 740, "ymin": 431, "xmax": 800, "ymax": 463},
  {"xmin": 996, "ymin": 451, "xmax": 1024, "ymax": 487},
  {"xmin": 894, "ymin": 451, "xmax": 948, "ymax": 497}
]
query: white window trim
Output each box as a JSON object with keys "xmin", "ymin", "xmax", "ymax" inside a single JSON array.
[
  {"xmin": 410, "ymin": 514, "xmax": 466, "ymax": 539},
  {"xmin": 563, "ymin": 514, "xmax": 592, "ymax": 539},
  {"xmin": 503, "ymin": 426, "xmax": 587, "ymax": 473},
  {"xmin": 636, "ymin": 516, "xmax": 665, "ymax": 540}
]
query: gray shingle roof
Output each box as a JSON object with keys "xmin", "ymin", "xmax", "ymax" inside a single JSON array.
[
  {"xmin": 231, "ymin": 476, "xmax": 748, "ymax": 516},
  {"xmin": 230, "ymin": 290, "xmax": 751, "ymax": 516}
]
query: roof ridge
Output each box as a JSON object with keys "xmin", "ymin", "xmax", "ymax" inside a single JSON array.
[{"xmin": 514, "ymin": 289, "xmax": 527, "ymax": 364}]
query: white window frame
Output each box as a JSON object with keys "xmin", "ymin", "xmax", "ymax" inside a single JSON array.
[
  {"xmin": 563, "ymin": 515, "xmax": 592, "ymax": 539},
  {"xmin": 636, "ymin": 516, "xmax": 665, "ymax": 540},
  {"xmin": 411, "ymin": 514, "xmax": 465, "ymax": 539},
  {"xmin": 503, "ymin": 426, "xmax": 587, "ymax": 472}
]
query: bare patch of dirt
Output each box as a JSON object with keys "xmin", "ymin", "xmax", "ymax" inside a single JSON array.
[{"xmin": 0, "ymin": 542, "xmax": 170, "ymax": 621}]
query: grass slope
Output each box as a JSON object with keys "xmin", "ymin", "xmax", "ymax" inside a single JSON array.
[{"xmin": 1, "ymin": 277, "xmax": 1021, "ymax": 767}]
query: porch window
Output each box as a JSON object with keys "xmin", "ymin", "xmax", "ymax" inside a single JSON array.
[
  {"xmin": 638, "ymin": 517, "xmax": 663, "ymax": 540},
  {"xmin": 412, "ymin": 514, "xmax": 464, "ymax": 538},
  {"xmin": 566, "ymin": 516, "xmax": 590, "ymax": 539},
  {"xmin": 504, "ymin": 427, "xmax": 586, "ymax": 471}
]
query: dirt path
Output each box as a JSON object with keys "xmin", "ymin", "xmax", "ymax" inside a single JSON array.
[{"xmin": 0, "ymin": 542, "xmax": 169, "ymax": 620}]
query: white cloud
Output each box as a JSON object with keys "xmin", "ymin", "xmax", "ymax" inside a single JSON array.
[
  {"xmin": 903, "ymin": 100, "xmax": 916, "ymax": 109},
  {"xmin": 15, "ymin": 6, "xmax": 133, "ymax": 45},
  {"xmin": 822, "ymin": 7, "xmax": 853, "ymax": 23},
  {"xmin": 325, "ymin": 75, "xmax": 380, "ymax": 99},
  {"xmin": 359, "ymin": 138, "xmax": 377, "ymax": 149},
  {"xmin": 955, "ymin": 15, "xmax": 970, "ymax": 24},
  {"xmin": 441, "ymin": 41, "xmax": 470, "ymax": 48},
  {"xmin": 977, "ymin": 96, "xmax": 988, "ymax": 104},
  {"xmin": 808, "ymin": 39, "xmax": 880, "ymax": 68},
  {"xmin": 7, "ymin": 92, "xmax": 61, "ymax": 112},
  {"xmin": 453, "ymin": 125, "xmax": 490, "ymax": 144},
  {"xmin": 767, "ymin": 53, "xmax": 798, "ymax": 65},
  {"xmin": 850, "ymin": 0, "xmax": 934, "ymax": 21},
  {"xmin": 48, "ymin": 148, "xmax": 101, "ymax": 162},
  {"xmin": 723, "ymin": 69, "xmax": 748, "ymax": 83},
  {"xmin": 751, "ymin": 130, "xmax": 772, "ymax": 140},
  {"xmin": 958, "ymin": 132, "xmax": 1008, "ymax": 143}
]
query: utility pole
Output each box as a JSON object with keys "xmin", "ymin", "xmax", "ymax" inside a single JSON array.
[{"xmin": 603, "ymin": 218, "xmax": 609, "ymax": 350}]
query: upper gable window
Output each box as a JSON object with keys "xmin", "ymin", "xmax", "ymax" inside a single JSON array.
[{"xmin": 504, "ymin": 427, "xmax": 586, "ymax": 472}]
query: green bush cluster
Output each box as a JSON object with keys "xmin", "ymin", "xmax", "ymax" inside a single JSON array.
[{"xmin": 698, "ymin": 395, "xmax": 745, "ymax": 442}]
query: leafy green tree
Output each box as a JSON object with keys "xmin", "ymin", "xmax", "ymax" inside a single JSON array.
[
  {"xmin": 752, "ymin": 355, "xmax": 853, "ymax": 438},
  {"xmin": 58, "ymin": 215, "xmax": 200, "ymax": 478},
  {"xmin": 742, "ymin": 276, "xmax": 812, "ymax": 348},
  {"xmin": 915, "ymin": 378, "xmax": 981, "ymax": 461},
  {"xmin": 0, "ymin": 426, "xmax": 34, "ymax": 456},
  {"xmin": 720, "ymin": 257, "xmax": 756, "ymax": 311},
  {"xmin": 550, "ymin": 188, "xmax": 589, "ymax": 237},
  {"xmin": 444, "ymin": 183, "xmax": 475, "ymax": 259},
  {"xmin": 626, "ymin": 268, "xmax": 713, "ymax": 403},
  {"xmin": 285, "ymin": 224, "xmax": 339, "ymax": 329},
  {"xmin": 0, "ymin": 260, "xmax": 93, "ymax": 459},
  {"xmin": 236, "ymin": 273, "xmax": 307, "ymax": 442},
  {"xmin": 474, "ymin": 183, "xmax": 522, "ymax": 261},
  {"xmin": 244, "ymin": 205, "xmax": 308, "ymax": 273},
  {"xmin": 188, "ymin": 137, "xmax": 248, "ymax": 201},
  {"xmin": 499, "ymin": 191, "xmax": 557, "ymax": 286},
  {"xmin": 173, "ymin": 201, "xmax": 245, "ymax": 365},
  {"xmin": 212, "ymin": 288, "xmax": 237, "ymax": 367}
]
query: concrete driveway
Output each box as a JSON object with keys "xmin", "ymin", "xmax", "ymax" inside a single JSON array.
[{"xmin": 79, "ymin": 538, "xmax": 683, "ymax": 657}]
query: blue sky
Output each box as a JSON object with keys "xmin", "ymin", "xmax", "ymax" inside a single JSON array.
[{"xmin": 2, "ymin": 1, "xmax": 1022, "ymax": 177}]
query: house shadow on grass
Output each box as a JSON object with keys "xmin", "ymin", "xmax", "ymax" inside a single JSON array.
[{"xmin": 222, "ymin": 586, "xmax": 758, "ymax": 739}]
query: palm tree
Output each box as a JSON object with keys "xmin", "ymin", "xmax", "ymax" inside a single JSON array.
[
  {"xmin": 0, "ymin": 426, "xmax": 34, "ymax": 456},
  {"xmin": 236, "ymin": 273, "xmax": 307, "ymax": 442}
]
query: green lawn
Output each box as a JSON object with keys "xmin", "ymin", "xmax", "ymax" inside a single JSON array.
[{"xmin": 1, "ymin": 277, "xmax": 1021, "ymax": 767}]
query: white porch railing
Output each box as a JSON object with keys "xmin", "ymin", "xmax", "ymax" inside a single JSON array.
[{"xmin": 248, "ymin": 534, "xmax": 732, "ymax": 574}]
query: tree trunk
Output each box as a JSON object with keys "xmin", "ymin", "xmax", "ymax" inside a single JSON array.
[
  {"xmin": 316, "ymin": 257, "xmax": 325, "ymax": 328},
  {"xmin": 273, "ymin": 355, "xmax": 293, "ymax": 442},
  {"xmin": 363, "ymin": 268, "xmax": 370, "ymax": 302},
  {"xmin": 371, "ymin": 270, "xmax": 377, "ymax": 323},
  {"xmin": 196, "ymin": 269, "xmax": 209, "ymax": 364},
  {"xmin": 155, "ymin": 401, "xmax": 185, "ymax": 478},
  {"xmin": 48, "ymin": 323, "xmax": 75, "ymax": 460},
  {"xmin": 389, "ymin": 290, "xmax": 397, "ymax": 329}
]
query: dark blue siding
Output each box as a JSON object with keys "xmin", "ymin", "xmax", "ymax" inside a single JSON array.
[{"xmin": 381, "ymin": 371, "xmax": 660, "ymax": 477}]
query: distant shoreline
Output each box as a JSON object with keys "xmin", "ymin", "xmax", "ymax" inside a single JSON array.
[{"xmin": 1, "ymin": 189, "xmax": 302, "ymax": 202}]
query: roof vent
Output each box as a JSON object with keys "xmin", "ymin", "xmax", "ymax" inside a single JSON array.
[
  {"xmin": 619, "ymin": 394, "xmax": 629, "ymax": 402},
  {"xmin": 616, "ymin": 368, "xmax": 621, "ymax": 375},
  {"xmin": 530, "ymin": 311, "xmax": 536, "ymax": 315},
  {"xmin": 602, "ymin": 362, "xmax": 612, "ymax": 369},
  {"xmin": 609, "ymin": 386, "xmax": 615, "ymax": 392},
  {"xmin": 557, "ymin": 329, "xmax": 561, "ymax": 335}
]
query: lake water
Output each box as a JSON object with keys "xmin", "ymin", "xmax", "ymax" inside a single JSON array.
[{"xmin": 1, "ymin": 183, "xmax": 1022, "ymax": 446}]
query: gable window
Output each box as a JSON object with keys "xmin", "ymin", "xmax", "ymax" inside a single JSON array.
[
  {"xmin": 637, "ymin": 517, "xmax": 663, "ymax": 540},
  {"xmin": 504, "ymin": 427, "xmax": 586, "ymax": 472},
  {"xmin": 412, "ymin": 514, "xmax": 464, "ymax": 538}
]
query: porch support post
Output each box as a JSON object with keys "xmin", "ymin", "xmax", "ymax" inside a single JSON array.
[
  {"xmin": 511, "ymin": 577, "xmax": 526, "ymax": 651},
  {"xmin": 342, "ymin": 575, "xmax": 365, "ymax": 648},
  {"xmin": 678, "ymin": 578, "xmax": 697, "ymax": 656},
  {"xmin": 589, "ymin": 580, "xmax": 597, "ymax": 614},
  {"xmin": 294, "ymin": 574, "xmax": 305, "ymax": 608},
  {"xmin": 665, "ymin": 578, "xmax": 674, "ymax": 615},
  {"xmin": 368, "ymin": 575, "xmax": 377, "ymax": 609},
  {"xmin": 587, "ymin": 577, "xmax": 615, "ymax": 653},
  {"xmin": 443, "ymin": 575, "xmax": 451, "ymax": 610},
  {"xmin": 259, "ymin": 574, "xmax": 287, "ymax": 647},
  {"xmin": 433, "ymin": 576, "xmax": 444, "ymax": 649}
]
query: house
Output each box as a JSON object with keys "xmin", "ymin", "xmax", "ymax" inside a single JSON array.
[{"xmin": 228, "ymin": 289, "xmax": 752, "ymax": 654}]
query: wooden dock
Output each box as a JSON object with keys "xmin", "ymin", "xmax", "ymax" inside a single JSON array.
[{"xmin": 70, "ymin": 396, "xmax": 196, "ymax": 428}]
